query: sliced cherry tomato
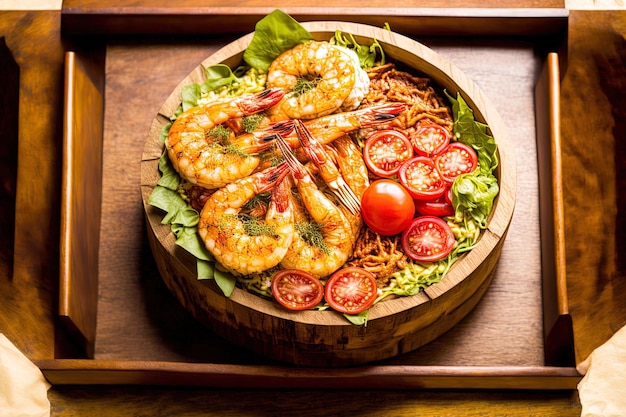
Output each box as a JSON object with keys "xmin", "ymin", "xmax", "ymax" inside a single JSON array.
[
  {"xmin": 414, "ymin": 193, "xmax": 455, "ymax": 217},
  {"xmin": 361, "ymin": 179, "xmax": 415, "ymax": 236},
  {"xmin": 363, "ymin": 130, "xmax": 414, "ymax": 178},
  {"xmin": 434, "ymin": 142, "xmax": 478, "ymax": 185},
  {"xmin": 398, "ymin": 156, "xmax": 447, "ymax": 201},
  {"xmin": 271, "ymin": 269, "xmax": 324, "ymax": 311},
  {"xmin": 445, "ymin": 186, "xmax": 454, "ymax": 206},
  {"xmin": 410, "ymin": 124, "xmax": 450, "ymax": 156},
  {"xmin": 401, "ymin": 216, "xmax": 456, "ymax": 263},
  {"xmin": 325, "ymin": 267, "xmax": 378, "ymax": 315}
]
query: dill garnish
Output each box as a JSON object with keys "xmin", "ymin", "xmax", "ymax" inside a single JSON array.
[
  {"xmin": 206, "ymin": 125, "xmax": 232, "ymax": 145},
  {"xmin": 243, "ymin": 113, "xmax": 265, "ymax": 133},
  {"xmin": 295, "ymin": 221, "xmax": 330, "ymax": 254},
  {"xmin": 242, "ymin": 192, "xmax": 271, "ymax": 213},
  {"xmin": 291, "ymin": 77, "xmax": 321, "ymax": 97},
  {"xmin": 223, "ymin": 143, "xmax": 250, "ymax": 158},
  {"xmin": 239, "ymin": 214, "xmax": 278, "ymax": 237}
]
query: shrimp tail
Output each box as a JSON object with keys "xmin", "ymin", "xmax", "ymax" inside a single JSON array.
[
  {"xmin": 293, "ymin": 119, "xmax": 328, "ymax": 168},
  {"xmin": 270, "ymin": 173, "xmax": 291, "ymax": 213},
  {"xmin": 358, "ymin": 103, "xmax": 407, "ymax": 127},
  {"xmin": 292, "ymin": 120, "xmax": 361, "ymax": 215},
  {"xmin": 236, "ymin": 88, "xmax": 285, "ymax": 114},
  {"xmin": 255, "ymin": 119, "xmax": 295, "ymax": 143},
  {"xmin": 256, "ymin": 162, "xmax": 290, "ymax": 194}
]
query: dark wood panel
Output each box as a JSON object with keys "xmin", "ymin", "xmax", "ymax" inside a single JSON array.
[
  {"xmin": 0, "ymin": 10, "xmax": 65, "ymax": 360},
  {"xmin": 59, "ymin": 5, "xmax": 568, "ymax": 38}
]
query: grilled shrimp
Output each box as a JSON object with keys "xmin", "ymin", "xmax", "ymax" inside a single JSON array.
[
  {"xmin": 266, "ymin": 41, "xmax": 369, "ymax": 120},
  {"xmin": 270, "ymin": 103, "xmax": 407, "ymax": 154},
  {"xmin": 300, "ymin": 103, "xmax": 406, "ymax": 146},
  {"xmin": 276, "ymin": 136, "xmax": 354, "ymax": 278},
  {"xmin": 198, "ymin": 163, "xmax": 294, "ymax": 276},
  {"xmin": 330, "ymin": 135, "xmax": 370, "ymax": 199},
  {"xmin": 166, "ymin": 88, "xmax": 284, "ymax": 188}
]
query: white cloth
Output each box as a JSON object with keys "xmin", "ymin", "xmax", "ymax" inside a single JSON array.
[
  {"xmin": 578, "ymin": 325, "xmax": 626, "ymax": 417},
  {"xmin": 0, "ymin": 334, "xmax": 50, "ymax": 417}
]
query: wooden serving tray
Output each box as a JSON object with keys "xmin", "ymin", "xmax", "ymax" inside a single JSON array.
[{"xmin": 37, "ymin": 9, "xmax": 582, "ymax": 388}]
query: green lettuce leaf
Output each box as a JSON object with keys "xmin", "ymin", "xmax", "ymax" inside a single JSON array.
[
  {"xmin": 203, "ymin": 64, "xmax": 240, "ymax": 92},
  {"xmin": 243, "ymin": 9, "xmax": 313, "ymax": 72},
  {"xmin": 213, "ymin": 269, "xmax": 237, "ymax": 297},
  {"xmin": 445, "ymin": 92, "xmax": 500, "ymax": 228},
  {"xmin": 181, "ymin": 83, "xmax": 201, "ymax": 112},
  {"xmin": 331, "ymin": 30, "xmax": 385, "ymax": 68},
  {"xmin": 445, "ymin": 92, "xmax": 498, "ymax": 175},
  {"xmin": 452, "ymin": 174, "xmax": 499, "ymax": 229}
]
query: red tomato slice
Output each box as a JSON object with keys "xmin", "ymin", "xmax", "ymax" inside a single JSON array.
[
  {"xmin": 414, "ymin": 193, "xmax": 454, "ymax": 217},
  {"xmin": 271, "ymin": 269, "xmax": 324, "ymax": 311},
  {"xmin": 401, "ymin": 216, "xmax": 456, "ymax": 263},
  {"xmin": 434, "ymin": 142, "xmax": 478, "ymax": 185},
  {"xmin": 361, "ymin": 179, "xmax": 415, "ymax": 236},
  {"xmin": 363, "ymin": 130, "xmax": 413, "ymax": 178},
  {"xmin": 325, "ymin": 267, "xmax": 378, "ymax": 315},
  {"xmin": 410, "ymin": 124, "xmax": 450, "ymax": 156},
  {"xmin": 445, "ymin": 186, "xmax": 454, "ymax": 206},
  {"xmin": 398, "ymin": 156, "xmax": 447, "ymax": 201}
]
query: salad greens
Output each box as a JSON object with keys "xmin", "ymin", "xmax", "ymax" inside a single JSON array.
[
  {"xmin": 243, "ymin": 9, "xmax": 313, "ymax": 72},
  {"xmin": 331, "ymin": 30, "xmax": 386, "ymax": 68},
  {"xmin": 148, "ymin": 9, "xmax": 500, "ymax": 325},
  {"xmin": 446, "ymin": 92, "xmax": 500, "ymax": 229}
]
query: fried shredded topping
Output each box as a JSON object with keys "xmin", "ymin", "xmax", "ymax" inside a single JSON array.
[
  {"xmin": 347, "ymin": 228, "xmax": 408, "ymax": 286},
  {"xmin": 362, "ymin": 63, "xmax": 453, "ymax": 133}
]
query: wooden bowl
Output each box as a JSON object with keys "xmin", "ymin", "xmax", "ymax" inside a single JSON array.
[{"xmin": 140, "ymin": 21, "xmax": 516, "ymax": 367}]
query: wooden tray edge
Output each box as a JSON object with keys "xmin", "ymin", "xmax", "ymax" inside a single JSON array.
[
  {"xmin": 35, "ymin": 359, "xmax": 581, "ymax": 389},
  {"xmin": 60, "ymin": 7, "xmax": 569, "ymax": 38}
]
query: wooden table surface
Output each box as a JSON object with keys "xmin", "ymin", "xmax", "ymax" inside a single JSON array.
[{"xmin": 1, "ymin": 2, "xmax": 625, "ymax": 415}]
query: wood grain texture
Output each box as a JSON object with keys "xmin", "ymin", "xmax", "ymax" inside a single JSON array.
[
  {"xmin": 47, "ymin": 385, "xmax": 582, "ymax": 417},
  {"xmin": 561, "ymin": 10, "xmax": 626, "ymax": 366},
  {"xmin": 61, "ymin": 0, "xmax": 564, "ymax": 7}
]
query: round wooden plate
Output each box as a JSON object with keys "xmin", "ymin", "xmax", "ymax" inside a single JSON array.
[{"xmin": 140, "ymin": 21, "xmax": 516, "ymax": 367}]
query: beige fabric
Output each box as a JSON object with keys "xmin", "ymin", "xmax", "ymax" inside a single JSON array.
[
  {"xmin": 0, "ymin": 334, "xmax": 50, "ymax": 417},
  {"xmin": 578, "ymin": 325, "xmax": 626, "ymax": 417}
]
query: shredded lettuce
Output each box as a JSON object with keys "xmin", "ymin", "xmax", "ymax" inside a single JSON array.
[{"xmin": 331, "ymin": 30, "xmax": 386, "ymax": 68}]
